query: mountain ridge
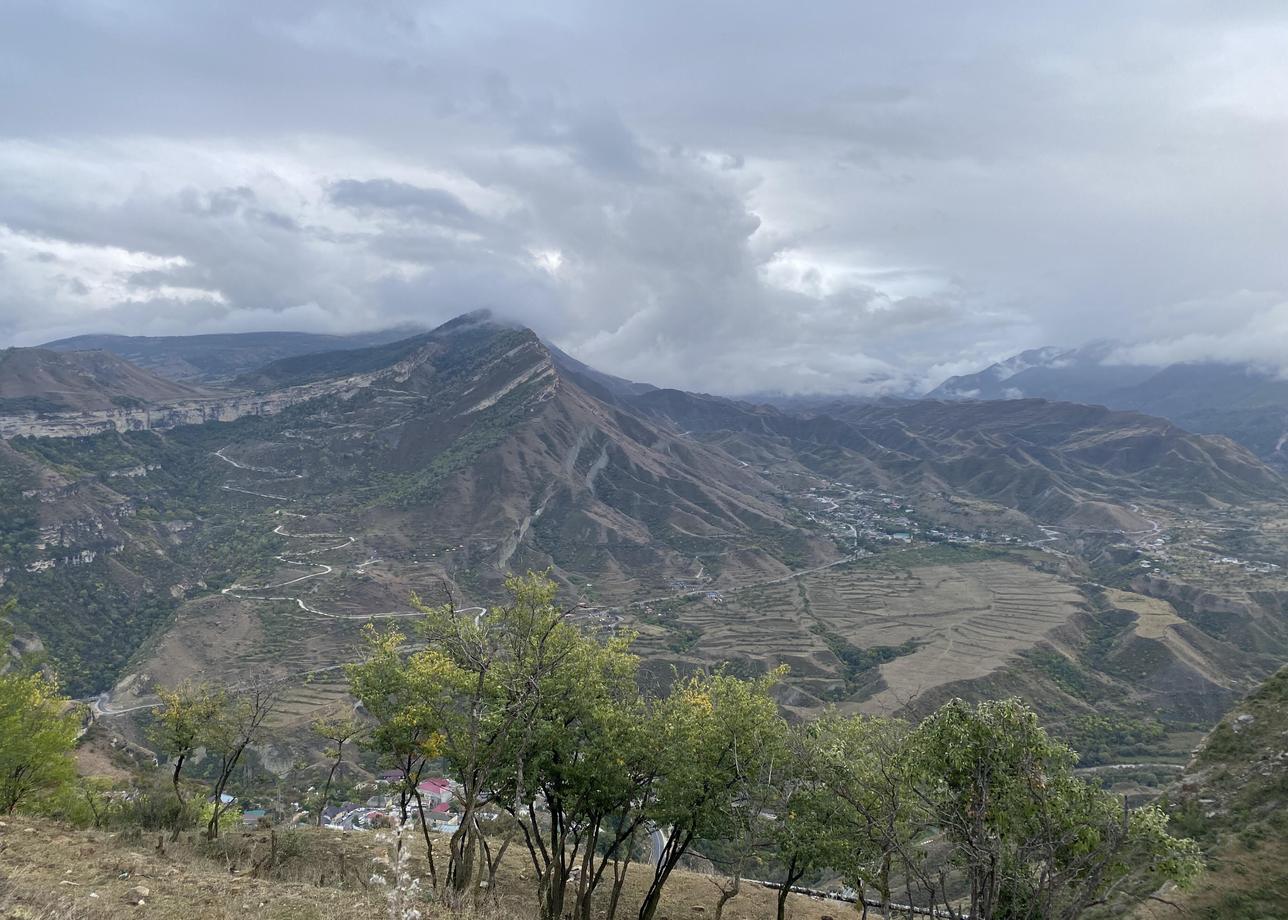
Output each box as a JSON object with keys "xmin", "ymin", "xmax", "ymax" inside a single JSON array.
[
  {"xmin": 40, "ymin": 328, "xmax": 425, "ymax": 384},
  {"xmin": 925, "ymin": 343, "xmax": 1288, "ymax": 467},
  {"xmin": 0, "ymin": 346, "xmax": 217, "ymax": 414}
]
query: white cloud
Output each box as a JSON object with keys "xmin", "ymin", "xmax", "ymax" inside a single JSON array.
[{"xmin": 1, "ymin": 1, "xmax": 1286, "ymax": 392}]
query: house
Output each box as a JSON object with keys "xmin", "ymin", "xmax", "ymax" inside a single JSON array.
[
  {"xmin": 242, "ymin": 809, "xmax": 268, "ymax": 827},
  {"xmin": 416, "ymin": 777, "xmax": 456, "ymax": 805},
  {"xmin": 366, "ymin": 811, "xmax": 397, "ymax": 829},
  {"xmin": 414, "ymin": 797, "xmax": 457, "ymax": 823}
]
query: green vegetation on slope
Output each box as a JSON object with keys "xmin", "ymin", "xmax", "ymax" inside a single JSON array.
[{"xmin": 1155, "ymin": 667, "xmax": 1288, "ymax": 919}]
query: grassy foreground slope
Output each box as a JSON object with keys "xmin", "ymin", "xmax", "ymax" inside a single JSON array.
[
  {"xmin": 0, "ymin": 816, "xmax": 852, "ymax": 920},
  {"xmin": 1137, "ymin": 667, "xmax": 1288, "ymax": 918}
]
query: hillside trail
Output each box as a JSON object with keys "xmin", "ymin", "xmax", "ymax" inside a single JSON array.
[
  {"xmin": 212, "ymin": 443, "xmax": 487, "ymax": 621},
  {"xmin": 93, "ymin": 445, "xmax": 488, "ymax": 717}
]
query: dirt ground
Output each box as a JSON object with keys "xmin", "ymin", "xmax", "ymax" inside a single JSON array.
[{"xmin": 0, "ymin": 815, "xmax": 868, "ymax": 920}]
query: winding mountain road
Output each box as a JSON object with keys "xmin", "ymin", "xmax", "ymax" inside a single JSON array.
[{"xmin": 210, "ymin": 445, "xmax": 490, "ymax": 626}]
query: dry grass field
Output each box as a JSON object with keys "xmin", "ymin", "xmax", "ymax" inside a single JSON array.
[
  {"xmin": 630, "ymin": 551, "xmax": 1087, "ymax": 715},
  {"xmin": 1104, "ymin": 588, "xmax": 1184, "ymax": 639},
  {"xmin": 0, "ymin": 815, "xmax": 866, "ymax": 920}
]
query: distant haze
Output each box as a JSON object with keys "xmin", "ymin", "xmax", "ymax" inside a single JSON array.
[{"xmin": 2, "ymin": 2, "xmax": 1287, "ymax": 394}]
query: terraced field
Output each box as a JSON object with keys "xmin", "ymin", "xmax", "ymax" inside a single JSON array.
[
  {"xmin": 836, "ymin": 561, "xmax": 1085, "ymax": 713},
  {"xmin": 630, "ymin": 552, "xmax": 1088, "ymax": 715}
]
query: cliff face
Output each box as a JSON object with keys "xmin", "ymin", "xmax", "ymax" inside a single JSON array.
[{"xmin": 0, "ymin": 356, "xmax": 427, "ymax": 439}]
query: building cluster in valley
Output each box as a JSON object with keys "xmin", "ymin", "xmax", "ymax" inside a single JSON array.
[
  {"xmin": 226, "ymin": 774, "xmax": 471, "ymax": 835},
  {"xmin": 797, "ymin": 483, "xmax": 1024, "ymax": 551},
  {"xmin": 316, "ymin": 774, "xmax": 466, "ymax": 834}
]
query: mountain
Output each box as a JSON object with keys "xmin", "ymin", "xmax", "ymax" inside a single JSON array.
[
  {"xmin": 926, "ymin": 343, "xmax": 1157, "ymax": 403},
  {"xmin": 927, "ymin": 344, "xmax": 1288, "ymax": 467},
  {"xmin": 0, "ymin": 315, "xmax": 822, "ymax": 695},
  {"xmin": 630, "ymin": 388, "xmax": 1283, "ymax": 516},
  {"xmin": 3, "ymin": 312, "xmax": 1288, "ymax": 783},
  {"xmin": 0, "ymin": 346, "xmax": 214, "ymax": 414},
  {"xmin": 40, "ymin": 328, "xmax": 422, "ymax": 384},
  {"xmin": 1106, "ymin": 362, "xmax": 1288, "ymax": 461},
  {"xmin": 544, "ymin": 340, "xmax": 656, "ymax": 399}
]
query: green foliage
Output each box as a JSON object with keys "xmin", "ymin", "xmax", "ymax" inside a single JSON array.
[
  {"xmin": 0, "ymin": 669, "xmax": 81, "ymax": 813},
  {"xmin": 39, "ymin": 776, "xmax": 126, "ymax": 828},
  {"xmin": 810, "ymin": 624, "xmax": 920, "ymax": 697},
  {"xmin": 909, "ymin": 698, "xmax": 1201, "ymax": 919},
  {"xmin": 345, "ymin": 573, "xmax": 1198, "ymax": 920},
  {"xmin": 148, "ymin": 681, "xmax": 229, "ymax": 827},
  {"xmin": 4, "ymin": 565, "xmax": 177, "ymax": 697},
  {"xmin": 790, "ymin": 711, "xmax": 916, "ymax": 904},
  {"xmin": 1057, "ymin": 714, "xmax": 1166, "ymax": 767},
  {"xmin": 1024, "ymin": 646, "xmax": 1096, "ymax": 700},
  {"xmin": 0, "ymin": 448, "xmax": 39, "ymax": 566}
]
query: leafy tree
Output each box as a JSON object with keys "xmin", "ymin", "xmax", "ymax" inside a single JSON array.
[
  {"xmin": 347, "ymin": 624, "xmax": 445, "ymax": 888},
  {"xmin": 764, "ymin": 720, "xmax": 862, "ymax": 919},
  {"xmin": 706, "ymin": 686, "xmax": 791, "ymax": 920},
  {"xmin": 42, "ymin": 776, "xmax": 122, "ymax": 828},
  {"xmin": 637, "ymin": 668, "xmax": 786, "ymax": 920},
  {"xmin": 203, "ymin": 682, "xmax": 278, "ymax": 839},
  {"xmin": 0, "ymin": 669, "xmax": 80, "ymax": 813},
  {"xmin": 350, "ymin": 572, "xmax": 581, "ymax": 903},
  {"xmin": 799, "ymin": 712, "xmax": 920, "ymax": 916},
  {"xmin": 908, "ymin": 698, "xmax": 1201, "ymax": 919},
  {"xmin": 148, "ymin": 681, "xmax": 225, "ymax": 836},
  {"xmin": 492, "ymin": 616, "xmax": 655, "ymax": 920},
  {"xmin": 311, "ymin": 713, "xmax": 364, "ymax": 827}
]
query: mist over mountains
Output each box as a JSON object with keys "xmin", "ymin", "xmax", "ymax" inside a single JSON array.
[{"xmin": 927, "ymin": 342, "xmax": 1288, "ymax": 466}]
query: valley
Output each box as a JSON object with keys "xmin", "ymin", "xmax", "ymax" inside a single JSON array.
[{"xmin": 4, "ymin": 313, "xmax": 1288, "ymax": 793}]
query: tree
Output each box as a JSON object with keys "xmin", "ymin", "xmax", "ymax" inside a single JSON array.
[
  {"xmin": 908, "ymin": 698, "xmax": 1201, "ymax": 920},
  {"xmin": 492, "ymin": 618, "xmax": 656, "ymax": 920},
  {"xmin": 349, "ymin": 572, "xmax": 582, "ymax": 904},
  {"xmin": 707, "ymin": 690, "xmax": 790, "ymax": 920},
  {"xmin": 407, "ymin": 573, "xmax": 582, "ymax": 900},
  {"xmin": 311, "ymin": 713, "xmax": 363, "ymax": 827},
  {"xmin": 348, "ymin": 624, "xmax": 444, "ymax": 890},
  {"xmin": 799, "ymin": 712, "xmax": 921, "ymax": 918},
  {"xmin": 148, "ymin": 681, "xmax": 224, "ymax": 838},
  {"xmin": 203, "ymin": 682, "xmax": 278, "ymax": 839},
  {"xmin": 769, "ymin": 721, "xmax": 867, "ymax": 920},
  {"xmin": 0, "ymin": 669, "xmax": 80, "ymax": 813},
  {"xmin": 637, "ymin": 668, "xmax": 786, "ymax": 920}
]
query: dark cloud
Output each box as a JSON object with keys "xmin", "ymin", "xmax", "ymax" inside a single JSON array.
[
  {"xmin": 328, "ymin": 179, "xmax": 479, "ymax": 227},
  {"xmin": 1, "ymin": 1, "xmax": 1286, "ymax": 391}
]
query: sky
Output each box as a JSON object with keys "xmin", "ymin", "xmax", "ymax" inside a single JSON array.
[{"xmin": 2, "ymin": 1, "xmax": 1287, "ymax": 394}]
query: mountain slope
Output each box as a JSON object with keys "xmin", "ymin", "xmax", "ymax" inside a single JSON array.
[
  {"xmin": 629, "ymin": 389, "xmax": 1285, "ymax": 519},
  {"xmin": 41, "ymin": 328, "xmax": 421, "ymax": 384},
  {"xmin": 1140, "ymin": 667, "xmax": 1288, "ymax": 919},
  {"xmin": 0, "ymin": 347, "xmax": 215, "ymax": 413}
]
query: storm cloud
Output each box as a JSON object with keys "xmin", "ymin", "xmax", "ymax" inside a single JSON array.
[{"xmin": 2, "ymin": 1, "xmax": 1286, "ymax": 393}]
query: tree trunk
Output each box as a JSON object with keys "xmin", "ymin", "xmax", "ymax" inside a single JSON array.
[
  {"xmin": 171, "ymin": 752, "xmax": 187, "ymax": 805},
  {"xmin": 410, "ymin": 786, "xmax": 439, "ymax": 891},
  {"xmin": 318, "ymin": 752, "xmax": 341, "ymax": 828},
  {"xmin": 450, "ymin": 792, "xmax": 480, "ymax": 893},
  {"xmin": 638, "ymin": 827, "xmax": 693, "ymax": 920},
  {"xmin": 168, "ymin": 751, "xmax": 189, "ymax": 842},
  {"xmin": 713, "ymin": 875, "xmax": 741, "ymax": 920},
  {"xmin": 607, "ymin": 853, "xmax": 630, "ymax": 920},
  {"xmin": 776, "ymin": 854, "xmax": 802, "ymax": 920}
]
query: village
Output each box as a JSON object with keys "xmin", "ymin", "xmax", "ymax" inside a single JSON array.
[{"xmin": 233, "ymin": 773, "xmax": 469, "ymax": 836}]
